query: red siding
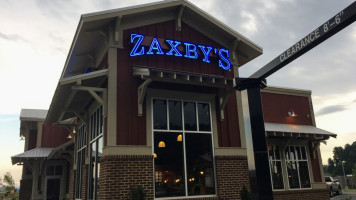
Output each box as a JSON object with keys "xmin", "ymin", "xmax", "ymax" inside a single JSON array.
[
  {"xmin": 217, "ymin": 91, "xmax": 241, "ymax": 147},
  {"xmin": 261, "ymin": 92, "xmax": 313, "ymax": 125},
  {"xmin": 41, "ymin": 125, "xmax": 71, "ymax": 148},
  {"xmin": 28, "ymin": 129, "xmax": 37, "ymax": 150},
  {"xmin": 116, "ymin": 20, "xmax": 240, "ymax": 147},
  {"xmin": 310, "ymin": 148, "xmax": 322, "ymax": 182}
]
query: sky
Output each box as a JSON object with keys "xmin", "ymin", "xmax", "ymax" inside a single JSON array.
[{"xmin": 0, "ymin": 0, "xmax": 355, "ymax": 185}]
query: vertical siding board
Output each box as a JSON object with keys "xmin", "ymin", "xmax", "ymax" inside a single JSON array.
[
  {"xmin": 261, "ymin": 92, "xmax": 313, "ymax": 125},
  {"xmin": 226, "ymin": 93, "xmax": 241, "ymax": 147}
]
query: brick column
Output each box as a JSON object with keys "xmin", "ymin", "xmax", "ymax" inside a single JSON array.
[
  {"xmin": 81, "ymin": 165, "xmax": 88, "ymax": 200},
  {"xmin": 98, "ymin": 155, "xmax": 154, "ymax": 200},
  {"xmin": 67, "ymin": 170, "xmax": 76, "ymax": 200},
  {"xmin": 215, "ymin": 156, "xmax": 250, "ymax": 200}
]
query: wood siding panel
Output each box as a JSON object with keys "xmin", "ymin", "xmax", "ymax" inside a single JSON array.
[
  {"xmin": 261, "ymin": 92, "xmax": 313, "ymax": 125},
  {"xmin": 28, "ymin": 129, "xmax": 37, "ymax": 150},
  {"xmin": 41, "ymin": 125, "xmax": 71, "ymax": 148},
  {"xmin": 310, "ymin": 148, "xmax": 322, "ymax": 182}
]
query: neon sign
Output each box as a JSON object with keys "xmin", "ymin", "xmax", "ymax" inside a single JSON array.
[{"xmin": 130, "ymin": 33, "xmax": 231, "ymax": 70}]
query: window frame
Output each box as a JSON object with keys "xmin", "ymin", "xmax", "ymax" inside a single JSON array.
[
  {"xmin": 88, "ymin": 105, "xmax": 103, "ymax": 200},
  {"xmin": 285, "ymin": 145, "xmax": 312, "ymax": 190},
  {"xmin": 267, "ymin": 143, "xmax": 313, "ymax": 191},
  {"xmin": 75, "ymin": 123, "xmax": 87, "ymax": 199},
  {"xmin": 267, "ymin": 145, "xmax": 285, "ymax": 191},
  {"xmin": 148, "ymin": 89, "xmax": 218, "ymax": 199}
]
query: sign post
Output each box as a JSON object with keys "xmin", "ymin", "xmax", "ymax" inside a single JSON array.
[{"xmin": 234, "ymin": 2, "xmax": 356, "ymax": 199}]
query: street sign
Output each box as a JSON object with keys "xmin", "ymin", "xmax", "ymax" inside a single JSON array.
[{"xmin": 249, "ymin": 1, "xmax": 356, "ymax": 79}]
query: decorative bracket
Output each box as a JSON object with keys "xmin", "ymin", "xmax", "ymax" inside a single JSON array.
[
  {"xmin": 138, "ymin": 79, "xmax": 152, "ymax": 116},
  {"xmin": 114, "ymin": 16, "xmax": 124, "ymax": 48},
  {"xmin": 219, "ymin": 89, "xmax": 235, "ymax": 121}
]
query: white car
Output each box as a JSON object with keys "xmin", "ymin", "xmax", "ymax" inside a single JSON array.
[{"xmin": 325, "ymin": 176, "xmax": 342, "ymax": 197}]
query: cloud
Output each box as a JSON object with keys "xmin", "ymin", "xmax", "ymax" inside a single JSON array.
[
  {"xmin": 0, "ymin": 32, "xmax": 27, "ymax": 42},
  {"xmin": 316, "ymin": 105, "xmax": 346, "ymax": 116}
]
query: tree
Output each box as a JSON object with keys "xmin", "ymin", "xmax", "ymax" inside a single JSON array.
[
  {"xmin": 326, "ymin": 141, "xmax": 356, "ymax": 176},
  {"xmin": 3, "ymin": 172, "xmax": 15, "ymax": 191},
  {"xmin": 353, "ymin": 163, "xmax": 356, "ymax": 178}
]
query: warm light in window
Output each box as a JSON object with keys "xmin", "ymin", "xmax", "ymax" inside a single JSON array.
[
  {"xmin": 73, "ymin": 127, "xmax": 76, "ymax": 134},
  {"xmin": 154, "ymin": 153, "xmax": 157, "ymax": 158},
  {"xmin": 158, "ymin": 141, "xmax": 166, "ymax": 148},
  {"xmin": 200, "ymin": 171, "xmax": 204, "ymax": 175},
  {"xmin": 177, "ymin": 134, "xmax": 182, "ymax": 142}
]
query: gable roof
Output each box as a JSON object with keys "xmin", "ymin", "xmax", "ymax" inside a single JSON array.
[{"xmin": 61, "ymin": 0, "xmax": 262, "ymax": 78}]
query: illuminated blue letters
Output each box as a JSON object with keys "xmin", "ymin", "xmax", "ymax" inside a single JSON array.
[
  {"xmin": 198, "ymin": 45, "xmax": 212, "ymax": 63},
  {"xmin": 146, "ymin": 37, "xmax": 164, "ymax": 55},
  {"xmin": 166, "ymin": 39, "xmax": 182, "ymax": 57},
  {"xmin": 184, "ymin": 42, "xmax": 198, "ymax": 59},
  {"xmin": 129, "ymin": 33, "xmax": 232, "ymax": 71},
  {"xmin": 130, "ymin": 33, "xmax": 145, "ymax": 56},
  {"xmin": 218, "ymin": 49, "xmax": 231, "ymax": 70}
]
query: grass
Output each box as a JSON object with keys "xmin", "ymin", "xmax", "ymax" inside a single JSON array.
[
  {"xmin": 0, "ymin": 192, "xmax": 19, "ymax": 200},
  {"xmin": 344, "ymin": 188, "xmax": 356, "ymax": 192}
]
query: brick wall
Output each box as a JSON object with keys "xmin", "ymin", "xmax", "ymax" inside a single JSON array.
[
  {"xmin": 67, "ymin": 169, "xmax": 75, "ymax": 200},
  {"xmin": 81, "ymin": 165, "xmax": 88, "ymax": 200},
  {"xmin": 273, "ymin": 189, "xmax": 329, "ymax": 200},
  {"xmin": 98, "ymin": 155, "xmax": 154, "ymax": 200},
  {"xmin": 215, "ymin": 156, "xmax": 250, "ymax": 200}
]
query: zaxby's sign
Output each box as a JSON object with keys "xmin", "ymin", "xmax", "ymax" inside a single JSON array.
[{"xmin": 129, "ymin": 33, "xmax": 232, "ymax": 71}]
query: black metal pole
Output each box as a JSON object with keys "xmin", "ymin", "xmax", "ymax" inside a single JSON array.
[
  {"xmin": 247, "ymin": 86, "xmax": 273, "ymax": 200},
  {"xmin": 235, "ymin": 78, "xmax": 273, "ymax": 200}
]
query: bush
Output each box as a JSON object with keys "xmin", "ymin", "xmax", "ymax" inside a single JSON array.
[
  {"xmin": 240, "ymin": 184, "xmax": 251, "ymax": 200},
  {"xmin": 126, "ymin": 185, "xmax": 147, "ymax": 200}
]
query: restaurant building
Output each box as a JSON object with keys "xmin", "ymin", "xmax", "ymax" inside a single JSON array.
[{"xmin": 12, "ymin": 0, "xmax": 336, "ymax": 199}]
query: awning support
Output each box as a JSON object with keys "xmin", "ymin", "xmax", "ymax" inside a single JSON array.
[
  {"xmin": 138, "ymin": 79, "xmax": 152, "ymax": 116},
  {"xmin": 114, "ymin": 16, "xmax": 124, "ymax": 48},
  {"xmin": 219, "ymin": 89, "xmax": 234, "ymax": 121}
]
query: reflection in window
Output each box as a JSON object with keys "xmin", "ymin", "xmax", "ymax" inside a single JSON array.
[
  {"xmin": 268, "ymin": 145, "xmax": 284, "ymax": 190},
  {"xmin": 88, "ymin": 106, "xmax": 103, "ymax": 200},
  {"xmin": 184, "ymin": 102, "xmax": 196, "ymax": 131},
  {"xmin": 75, "ymin": 124, "xmax": 86, "ymax": 199},
  {"xmin": 285, "ymin": 146, "xmax": 311, "ymax": 189},
  {"xmin": 153, "ymin": 99, "xmax": 215, "ymax": 198},
  {"xmin": 153, "ymin": 99, "xmax": 167, "ymax": 130}
]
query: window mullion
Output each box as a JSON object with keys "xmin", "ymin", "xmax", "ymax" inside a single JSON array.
[
  {"xmin": 181, "ymin": 100, "xmax": 188, "ymax": 197},
  {"xmin": 195, "ymin": 101, "xmax": 199, "ymax": 131},
  {"xmin": 166, "ymin": 100, "xmax": 170, "ymax": 130}
]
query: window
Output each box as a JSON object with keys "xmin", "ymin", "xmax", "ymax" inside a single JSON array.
[
  {"xmin": 46, "ymin": 165, "xmax": 63, "ymax": 176},
  {"xmin": 75, "ymin": 124, "xmax": 87, "ymax": 199},
  {"xmin": 153, "ymin": 99, "xmax": 216, "ymax": 198},
  {"xmin": 88, "ymin": 106, "xmax": 103, "ymax": 200},
  {"xmin": 285, "ymin": 146, "xmax": 311, "ymax": 189},
  {"xmin": 268, "ymin": 145, "xmax": 284, "ymax": 190},
  {"xmin": 268, "ymin": 145, "xmax": 311, "ymax": 190}
]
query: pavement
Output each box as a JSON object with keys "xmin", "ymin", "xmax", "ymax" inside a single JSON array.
[{"xmin": 331, "ymin": 191, "xmax": 356, "ymax": 200}]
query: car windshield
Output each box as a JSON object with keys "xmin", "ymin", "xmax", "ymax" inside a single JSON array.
[{"xmin": 325, "ymin": 177, "xmax": 332, "ymax": 182}]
